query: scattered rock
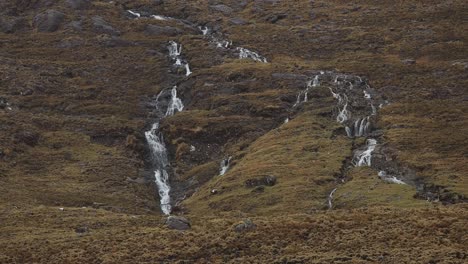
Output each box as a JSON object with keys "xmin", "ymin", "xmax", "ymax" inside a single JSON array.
[
  {"xmin": 266, "ymin": 13, "xmax": 287, "ymax": 24},
  {"xmin": 144, "ymin": 25, "xmax": 181, "ymax": 36},
  {"xmin": 210, "ymin": 4, "xmax": 233, "ymax": 15},
  {"xmin": 33, "ymin": 10, "xmax": 65, "ymax": 32},
  {"xmin": 234, "ymin": 219, "xmax": 256, "ymax": 232},
  {"xmin": 245, "ymin": 175, "xmax": 277, "ymax": 188},
  {"xmin": 91, "ymin": 16, "xmax": 120, "ymax": 36},
  {"xmin": 229, "ymin": 18, "xmax": 247, "ymax": 25},
  {"xmin": 13, "ymin": 131, "xmax": 40, "ymax": 146},
  {"xmin": 166, "ymin": 216, "xmax": 191, "ymax": 230},
  {"xmin": 402, "ymin": 59, "xmax": 416, "ymax": 65},
  {"xmin": 66, "ymin": 0, "xmax": 90, "ymax": 10}
]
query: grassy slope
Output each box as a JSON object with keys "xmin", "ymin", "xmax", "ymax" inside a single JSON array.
[{"xmin": 0, "ymin": 0, "xmax": 466, "ymax": 263}]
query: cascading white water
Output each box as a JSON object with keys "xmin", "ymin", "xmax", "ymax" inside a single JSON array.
[
  {"xmin": 293, "ymin": 75, "xmax": 321, "ymax": 107},
  {"xmin": 199, "ymin": 26, "xmax": 209, "ymax": 35},
  {"xmin": 219, "ymin": 157, "xmax": 232, "ymax": 176},
  {"xmin": 165, "ymin": 86, "xmax": 184, "ymax": 117},
  {"xmin": 185, "ymin": 63, "xmax": 192, "ymax": 76},
  {"xmin": 336, "ymin": 103, "xmax": 350, "ymax": 123},
  {"xmin": 167, "ymin": 41, "xmax": 192, "ymax": 76},
  {"xmin": 353, "ymin": 139, "xmax": 377, "ymax": 166},
  {"xmin": 237, "ymin": 47, "xmax": 268, "ymax": 63},
  {"xmin": 145, "ymin": 87, "xmax": 184, "ymax": 215},
  {"xmin": 151, "ymin": 15, "xmax": 168, "ymax": 21},
  {"xmin": 168, "ymin": 41, "xmax": 182, "ymax": 58},
  {"xmin": 378, "ymin": 171, "xmax": 406, "ymax": 185},
  {"xmin": 127, "ymin": 10, "xmax": 141, "ymax": 18},
  {"xmin": 145, "ymin": 122, "xmax": 172, "ymax": 215}
]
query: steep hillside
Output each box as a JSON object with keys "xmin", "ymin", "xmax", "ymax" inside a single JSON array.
[{"xmin": 0, "ymin": 0, "xmax": 467, "ymax": 263}]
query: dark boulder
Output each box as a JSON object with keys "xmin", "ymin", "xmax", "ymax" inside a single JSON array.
[
  {"xmin": 166, "ymin": 216, "xmax": 191, "ymax": 230},
  {"xmin": 245, "ymin": 175, "xmax": 277, "ymax": 188},
  {"xmin": 33, "ymin": 10, "xmax": 65, "ymax": 32},
  {"xmin": 144, "ymin": 25, "xmax": 181, "ymax": 36},
  {"xmin": 91, "ymin": 16, "xmax": 120, "ymax": 36}
]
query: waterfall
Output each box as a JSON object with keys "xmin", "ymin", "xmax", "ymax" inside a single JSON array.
[
  {"xmin": 165, "ymin": 86, "xmax": 184, "ymax": 117},
  {"xmin": 151, "ymin": 15, "xmax": 168, "ymax": 21},
  {"xmin": 145, "ymin": 122, "xmax": 172, "ymax": 215},
  {"xmin": 336, "ymin": 103, "xmax": 350, "ymax": 123},
  {"xmin": 353, "ymin": 139, "xmax": 377, "ymax": 166},
  {"xmin": 237, "ymin": 47, "xmax": 268, "ymax": 63},
  {"xmin": 293, "ymin": 75, "xmax": 320, "ymax": 107},
  {"xmin": 185, "ymin": 63, "xmax": 192, "ymax": 76},
  {"xmin": 127, "ymin": 10, "xmax": 141, "ymax": 18},
  {"xmin": 199, "ymin": 26, "xmax": 209, "ymax": 35},
  {"xmin": 378, "ymin": 171, "xmax": 406, "ymax": 185},
  {"xmin": 219, "ymin": 157, "xmax": 232, "ymax": 176},
  {"xmin": 168, "ymin": 41, "xmax": 182, "ymax": 58}
]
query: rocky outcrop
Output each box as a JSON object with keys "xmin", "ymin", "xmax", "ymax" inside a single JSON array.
[
  {"xmin": 33, "ymin": 10, "xmax": 65, "ymax": 32},
  {"xmin": 165, "ymin": 216, "xmax": 191, "ymax": 230},
  {"xmin": 91, "ymin": 16, "xmax": 120, "ymax": 36}
]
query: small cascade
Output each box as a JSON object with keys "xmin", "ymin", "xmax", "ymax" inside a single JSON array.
[
  {"xmin": 336, "ymin": 103, "xmax": 350, "ymax": 123},
  {"xmin": 199, "ymin": 26, "xmax": 209, "ymax": 35},
  {"xmin": 237, "ymin": 47, "xmax": 268, "ymax": 63},
  {"xmin": 151, "ymin": 15, "xmax": 169, "ymax": 21},
  {"xmin": 126, "ymin": 10, "xmax": 171, "ymax": 20},
  {"xmin": 165, "ymin": 86, "xmax": 184, "ymax": 117},
  {"xmin": 199, "ymin": 26, "xmax": 268, "ymax": 63},
  {"xmin": 127, "ymin": 10, "xmax": 141, "ymax": 18},
  {"xmin": 293, "ymin": 74, "xmax": 321, "ymax": 107},
  {"xmin": 328, "ymin": 188, "xmax": 337, "ymax": 210},
  {"xmin": 168, "ymin": 41, "xmax": 182, "ymax": 58},
  {"xmin": 145, "ymin": 122, "xmax": 172, "ymax": 215},
  {"xmin": 219, "ymin": 157, "xmax": 232, "ymax": 176},
  {"xmin": 353, "ymin": 139, "xmax": 377, "ymax": 167},
  {"xmin": 146, "ymin": 86, "xmax": 184, "ymax": 215},
  {"xmin": 378, "ymin": 171, "xmax": 406, "ymax": 185},
  {"xmin": 185, "ymin": 63, "xmax": 192, "ymax": 76},
  {"xmin": 168, "ymin": 41, "xmax": 192, "ymax": 76}
]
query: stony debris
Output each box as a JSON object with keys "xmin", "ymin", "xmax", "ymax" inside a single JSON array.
[{"xmin": 166, "ymin": 216, "xmax": 191, "ymax": 230}]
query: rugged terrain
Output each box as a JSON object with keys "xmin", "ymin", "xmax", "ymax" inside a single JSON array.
[{"xmin": 0, "ymin": 0, "xmax": 467, "ymax": 263}]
